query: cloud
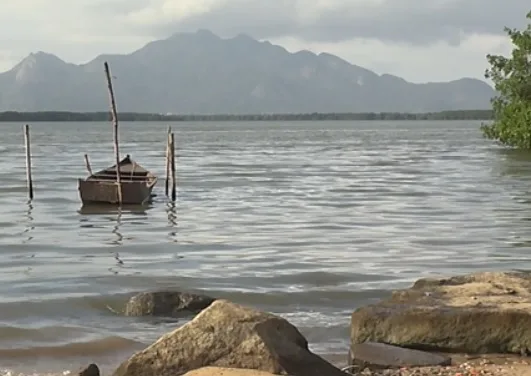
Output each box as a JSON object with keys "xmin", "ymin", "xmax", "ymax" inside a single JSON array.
[
  {"xmin": 124, "ymin": 0, "xmax": 530, "ymax": 46},
  {"xmin": 272, "ymin": 33, "xmax": 513, "ymax": 83},
  {"xmin": 0, "ymin": 0, "xmax": 528, "ymax": 82},
  {"xmin": 0, "ymin": 0, "xmax": 150, "ymax": 69}
]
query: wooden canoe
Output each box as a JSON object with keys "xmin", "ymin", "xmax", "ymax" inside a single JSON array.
[{"xmin": 78, "ymin": 155, "xmax": 157, "ymax": 205}]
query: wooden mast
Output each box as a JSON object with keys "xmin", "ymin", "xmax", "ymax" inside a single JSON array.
[{"xmin": 104, "ymin": 61, "xmax": 122, "ymax": 204}]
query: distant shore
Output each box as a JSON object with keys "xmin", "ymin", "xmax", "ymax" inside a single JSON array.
[{"xmin": 0, "ymin": 109, "xmax": 493, "ymax": 122}]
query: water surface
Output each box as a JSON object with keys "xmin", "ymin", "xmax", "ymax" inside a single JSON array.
[{"xmin": 0, "ymin": 120, "xmax": 530, "ymax": 374}]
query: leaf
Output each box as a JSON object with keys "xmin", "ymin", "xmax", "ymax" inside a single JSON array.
[{"xmin": 482, "ymin": 11, "xmax": 531, "ymax": 149}]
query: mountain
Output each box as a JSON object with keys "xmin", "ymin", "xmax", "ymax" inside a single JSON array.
[{"xmin": 0, "ymin": 30, "xmax": 495, "ymax": 114}]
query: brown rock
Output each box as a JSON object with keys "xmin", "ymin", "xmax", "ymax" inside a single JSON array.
[
  {"xmin": 113, "ymin": 300, "xmax": 345, "ymax": 376},
  {"xmin": 124, "ymin": 291, "xmax": 215, "ymax": 317},
  {"xmin": 79, "ymin": 364, "xmax": 100, "ymax": 376},
  {"xmin": 183, "ymin": 367, "xmax": 278, "ymax": 376},
  {"xmin": 349, "ymin": 342, "xmax": 451, "ymax": 369},
  {"xmin": 351, "ymin": 271, "xmax": 531, "ymax": 355}
]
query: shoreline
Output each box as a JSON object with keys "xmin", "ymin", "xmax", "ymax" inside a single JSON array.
[
  {"xmin": 2, "ymin": 270, "xmax": 531, "ymax": 376},
  {"xmin": 0, "ymin": 351, "xmax": 348, "ymax": 376},
  {"xmin": 0, "ymin": 110, "xmax": 493, "ymax": 122},
  {"xmin": 7, "ymin": 271, "xmax": 531, "ymax": 376},
  {"xmin": 2, "ymin": 351, "xmax": 531, "ymax": 376}
]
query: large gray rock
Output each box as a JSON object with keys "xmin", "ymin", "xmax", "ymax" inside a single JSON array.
[
  {"xmin": 113, "ymin": 300, "xmax": 346, "ymax": 376},
  {"xmin": 351, "ymin": 271, "xmax": 531, "ymax": 355},
  {"xmin": 349, "ymin": 342, "xmax": 451, "ymax": 369},
  {"xmin": 124, "ymin": 291, "xmax": 215, "ymax": 317}
]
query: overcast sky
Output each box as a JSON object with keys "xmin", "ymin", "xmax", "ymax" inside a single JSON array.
[{"xmin": 0, "ymin": 1, "xmax": 528, "ymax": 82}]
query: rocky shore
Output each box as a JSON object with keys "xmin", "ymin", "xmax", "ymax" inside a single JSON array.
[{"xmin": 77, "ymin": 271, "xmax": 531, "ymax": 376}]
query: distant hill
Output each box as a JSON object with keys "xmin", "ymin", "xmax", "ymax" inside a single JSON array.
[{"xmin": 0, "ymin": 30, "xmax": 495, "ymax": 114}]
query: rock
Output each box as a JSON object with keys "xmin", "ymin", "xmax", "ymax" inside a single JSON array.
[
  {"xmin": 349, "ymin": 342, "xmax": 451, "ymax": 369},
  {"xmin": 79, "ymin": 364, "xmax": 100, "ymax": 376},
  {"xmin": 124, "ymin": 291, "xmax": 215, "ymax": 317},
  {"xmin": 351, "ymin": 271, "xmax": 531, "ymax": 355},
  {"xmin": 113, "ymin": 300, "xmax": 346, "ymax": 376},
  {"xmin": 183, "ymin": 367, "xmax": 278, "ymax": 376}
]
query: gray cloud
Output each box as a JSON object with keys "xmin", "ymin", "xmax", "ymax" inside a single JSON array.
[
  {"xmin": 85, "ymin": 0, "xmax": 152, "ymax": 17},
  {"xmin": 134, "ymin": 0, "xmax": 530, "ymax": 46},
  {"xmin": 0, "ymin": 0, "xmax": 527, "ymax": 81}
]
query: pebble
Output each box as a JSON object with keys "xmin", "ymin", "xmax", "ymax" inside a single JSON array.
[{"xmin": 344, "ymin": 362, "xmax": 531, "ymax": 376}]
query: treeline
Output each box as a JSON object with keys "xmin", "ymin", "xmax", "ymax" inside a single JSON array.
[{"xmin": 0, "ymin": 109, "xmax": 493, "ymax": 122}]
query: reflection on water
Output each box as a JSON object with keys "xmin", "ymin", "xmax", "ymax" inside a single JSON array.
[
  {"xmin": 21, "ymin": 201, "xmax": 34, "ymax": 244},
  {"xmin": 77, "ymin": 204, "xmax": 152, "ymax": 216},
  {"xmin": 111, "ymin": 209, "xmax": 123, "ymax": 246},
  {"xmin": 166, "ymin": 202, "xmax": 177, "ymax": 242},
  {"xmin": 492, "ymin": 147, "xmax": 531, "ymax": 178},
  {"xmin": 77, "ymin": 204, "xmax": 155, "ymax": 248}
]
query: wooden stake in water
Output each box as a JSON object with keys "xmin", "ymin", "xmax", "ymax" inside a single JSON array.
[
  {"xmin": 84, "ymin": 153, "xmax": 93, "ymax": 175},
  {"xmin": 103, "ymin": 61, "xmax": 122, "ymax": 204},
  {"xmin": 170, "ymin": 132, "xmax": 176, "ymax": 201},
  {"xmin": 165, "ymin": 126, "xmax": 171, "ymax": 196},
  {"xmin": 23, "ymin": 124, "xmax": 34, "ymax": 200}
]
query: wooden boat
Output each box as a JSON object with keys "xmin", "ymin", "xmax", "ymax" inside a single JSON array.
[{"xmin": 78, "ymin": 155, "xmax": 157, "ymax": 205}]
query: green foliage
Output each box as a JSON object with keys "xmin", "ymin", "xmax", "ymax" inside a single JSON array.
[
  {"xmin": 481, "ymin": 11, "xmax": 531, "ymax": 148},
  {"xmin": 0, "ymin": 110, "xmax": 492, "ymax": 122}
]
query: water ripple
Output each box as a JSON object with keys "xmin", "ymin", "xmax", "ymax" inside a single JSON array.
[{"xmin": 0, "ymin": 120, "xmax": 531, "ymax": 369}]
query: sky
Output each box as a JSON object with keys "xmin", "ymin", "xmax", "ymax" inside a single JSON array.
[{"xmin": 0, "ymin": 1, "xmax": 529, "ymax": 83}]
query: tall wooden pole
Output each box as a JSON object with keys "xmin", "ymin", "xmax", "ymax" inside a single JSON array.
[
  {"xmin": 23, "ymin": 124, "xmax": 34, "ymax": 200},
  {"xmin": 170, "ymin": 132, "xmax": 176, "ymax": 201},
  {"xmin": 165, "ymin": 126, "xmax": 171, "ymax": 196},
  {"xmin": 104, "ymin": 61, "xmax": 122, "ymax": 204}
]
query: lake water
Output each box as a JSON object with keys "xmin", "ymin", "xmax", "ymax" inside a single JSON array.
[{"xmin": 0, "ymin": 120, "xmax": 531, "ymax": 374}]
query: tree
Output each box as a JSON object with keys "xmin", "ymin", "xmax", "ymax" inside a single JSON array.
[{"xmin": 481, "ymin": 11, "xmax": 531, "ymax": 148}]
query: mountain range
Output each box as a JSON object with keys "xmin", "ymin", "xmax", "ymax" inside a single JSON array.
[{"xmin": 0, "ymin": 30, "xmax": 495, "ymax": 114}]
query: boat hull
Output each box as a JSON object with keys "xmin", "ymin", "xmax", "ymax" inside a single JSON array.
[
  {"xmin": 78, "ymin": 179, "xmax": 156, "ymax": 205},
  {"xmin": 78, "ymin": 155, "xmax": 158, "ymax": 205}
]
